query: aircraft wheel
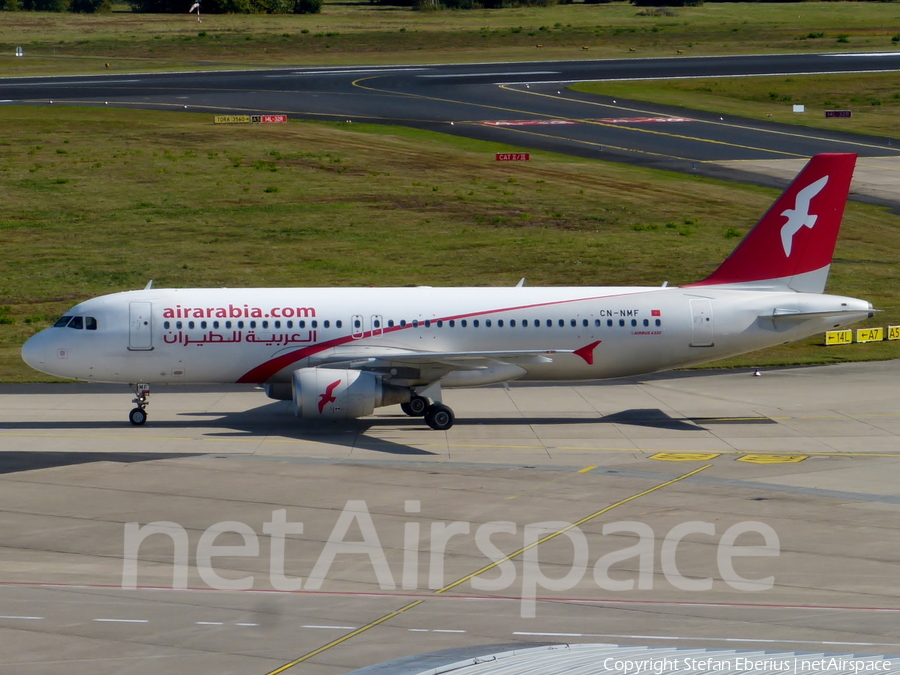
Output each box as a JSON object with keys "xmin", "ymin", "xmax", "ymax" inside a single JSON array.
[
  {"xmin": 129, "ymin": 407, "xmax": 148, "ymax": 426},
  {"xmin": 404, "ymin": 396, "xmax": 429, "ymax": 417},
  {"xmin": 424, "ymin": 404, "xmax": 454, "ymax": 431}
]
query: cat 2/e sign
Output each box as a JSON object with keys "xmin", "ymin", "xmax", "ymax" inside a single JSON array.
[{"xmin": 496, "ymin": 153, "xmax": 530, "ymax": 161}]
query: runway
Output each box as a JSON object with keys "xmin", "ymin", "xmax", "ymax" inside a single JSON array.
[
  {"xmin": 3, "ymin": 53, "xmax": 900, "ymax": 198},
  {"xmin": 1, "ymin": 360, "xmax": 899, "ymax": 674}
]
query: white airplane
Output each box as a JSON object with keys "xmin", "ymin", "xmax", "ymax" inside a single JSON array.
[{"xmin": 22, "ymin": 153, "xmax": 873, "ymax": 430}]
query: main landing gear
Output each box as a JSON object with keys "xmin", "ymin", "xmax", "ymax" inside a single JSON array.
[
  {"xmin": 400, "ymin": 394, "xmax": 455, "ymax": 431},
  {"xmin": 129, "ymin": 383, "xmax": 150, "ymax": 426}
]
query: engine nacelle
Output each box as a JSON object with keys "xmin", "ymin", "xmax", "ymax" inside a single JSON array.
[{"xmin": 291, "ymin": 368, "xmax": 409, "ymax": 420}]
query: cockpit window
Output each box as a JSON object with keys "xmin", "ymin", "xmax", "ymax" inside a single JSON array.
[
  {"xmin": 85, "ymin": 317, "xmax": 98, "ymax": 331},
  {"xmin": 54, "ymin": 316, "xmax": 72, "ymax": 328},
  {"xmin": 68, "ymin": 316, "xmax": 84, "ymax": 330}
]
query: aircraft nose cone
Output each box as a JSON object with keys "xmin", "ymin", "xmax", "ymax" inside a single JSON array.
[{"xmin": 21, "ymin": 331, "xmax": 49, "ymax": 371}]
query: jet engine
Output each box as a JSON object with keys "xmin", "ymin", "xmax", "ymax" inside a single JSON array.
[{"xmin": 290, "ymin": 368, "xmax": 409, "ymax": 420}]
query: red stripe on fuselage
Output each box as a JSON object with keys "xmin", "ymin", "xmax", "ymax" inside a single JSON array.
[{"xmin": 236, "ymin": 289, "xmax": 653, "ymax": 384}]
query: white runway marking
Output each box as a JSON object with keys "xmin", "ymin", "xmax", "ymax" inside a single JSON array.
[
  {"xmin": 420, "ymin": 71, "xmax": 559, "ymax": 78},
  {"xmin": 195, "ymin": 621, "xmax": 224, "ymax": 625},
  {"xmin": 0, "ymin": 615, "xmax": 44, "ymax": 620},
  {"xmin": 0, "ymin": 80, "xmax": 140, "ymax": 87},
  {"xmin": 94, "ymin": 618, "xmax": 149, "ymax": 623},
  {"xmin": 303, "ymin": 624, "xmax": 357, "ymax": 630}
]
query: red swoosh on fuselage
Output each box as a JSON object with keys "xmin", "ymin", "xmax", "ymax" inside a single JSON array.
[{"xmin": 236, "ymin": 290, "xmax": 652, "ymax": 384}]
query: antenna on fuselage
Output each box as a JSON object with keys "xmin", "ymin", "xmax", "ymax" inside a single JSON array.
[
  {"xmin": 516, "ymin": 278, "xmax": 526, "ymax": 288},
  {"xmin": 144, "ymin": 280, "xmax": 153, "ymax": 290}
]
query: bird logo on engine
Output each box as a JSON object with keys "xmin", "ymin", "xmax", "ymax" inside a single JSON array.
[{"xmin": 318, "ymin": 379, "xmax": 341, "ymax": 414}]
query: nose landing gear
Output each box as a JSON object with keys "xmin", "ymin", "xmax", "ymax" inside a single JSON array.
[{"xmin": 129, "ymin": 383, "xmax": 150, "ymax": 425}]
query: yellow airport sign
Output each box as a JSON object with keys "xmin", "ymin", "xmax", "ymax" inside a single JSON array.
[
  {"xmin": 856, "ymin": 327, "xmax": 884, "ymax": 343},
  {"xmin": 825, "ymin": 330, "xmax": 852, "ymax": 346},
  {"xmin": 650, "ymin": 452, "xmax": 721, "ymax": 462},
  {"xmin": 214, "ymin": 115, "xmax": 251, "ymax": 124},
  {"xmin": 738, "ymin": 454, "xmax": 807, "ymax": 464},
  {"xmin": 889, "ymin": 326, "xmax": 900, "ymax": 341}
]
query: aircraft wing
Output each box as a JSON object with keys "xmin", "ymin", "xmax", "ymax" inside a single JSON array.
[{"xmin": 308, "ymin": 346, "xmax": 570, "ymax": 370}]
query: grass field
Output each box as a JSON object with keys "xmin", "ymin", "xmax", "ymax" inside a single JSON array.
[
  {"xmin": 1, "ymin": 1, "xmax": 899, "ymax": 77},
  {"xmin": 571, "ymin": 72, "xmax": 900, "ymax": 139},
  {"xmin": 0, "ymin": 106, "xmax": 896, "ymax": 382}
]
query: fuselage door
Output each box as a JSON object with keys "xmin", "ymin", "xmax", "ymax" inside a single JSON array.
[
  {"xmin": 129, "ymin": 301, "xmax": 153, "ymax": 351},
  {"xmin": 689, "ymin": 298, "xmax": 714, "ymax": 347},
  {"xmin": 351, "ymin": 314, "xmax": 365, "ymax": 339}
]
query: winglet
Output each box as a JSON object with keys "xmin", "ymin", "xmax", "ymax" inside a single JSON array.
[
  {"xmin": 688, "ymin": 153, "xmax": 856, "ymax": 293},
  {"xmin": 574, "ymin": 340, "xmax": 601, "ymax": 365}
]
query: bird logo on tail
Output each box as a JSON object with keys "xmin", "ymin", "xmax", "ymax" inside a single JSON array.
[{"xmin": 780, "ymin": 175, "xmax": 828, "ymax": 257}]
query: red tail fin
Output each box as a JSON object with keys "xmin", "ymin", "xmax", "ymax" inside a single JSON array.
[{"xmin": 689, "ymin": 153, "xmax": 856, "ymax": 293}]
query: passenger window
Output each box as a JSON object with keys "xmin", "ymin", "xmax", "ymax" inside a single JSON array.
[
  {"xmin": 570, "ymin": 319, "xmax": 576, "ymax": 327},
  {"xmin": 188, "ymin": 321, "xmax": 195, "ymax": 329},
  {"xmin": 312, "ymin": 320, "xmax": 318, "ymax": 329},
  {"xmin": 68, "ymin": 316, "xmax": 84, "ymax": 330},
  {"xmin": 237, "ymin": 321, "xmax": 244, "ymax": 329},
  {"xmin": 643, "ymin": 319, "xmax": 649, "ymax": 327},
  {"xmin": 510, "ymin": 319, "xmax": 516, "ymax": 327},
  {"xmin": 558, "ymin": 319, "xmax": 564, "ymax": 327},
  {"xmin": 85, "ymin": 317, "xmax": 98, "ymax": 331},
  {"xmin": 619, "ymin": 319, "xmax": 625, "ymax": 327},
  {"xmin": 485, "ymin": 319, "xmax": 491, "ymax": 327},
  {"xmin": 164, "ymin": 321, "xmax": 170, "ymax": 330},
  {"xmin": 436, "ymin": 320, "xmax": 442, "ymax": 328},
  {"xmin": 583, "ymin": 319, "xmax": 588, "ymax": 327},
  {"xmin": 473, "ymin": 320, "xmax": 479, "ymax": 328},
  {"xmin": 461, "ymin": 320, "xmax": 468, "ymax": 328},
  {"xmin": 534, "ymin": 319, "xmax": 540, "ymax": 327},
  {"xmin": 324, "ymin": 320, "xmax": 330, "ymax": 329},
  {"xmin": 274, "ymin": 320, "xmax": 280, "ymax": 329},
  {"xmin": 425, "ymin": 320, "xmax": 431, "ymax": 328},
  {"xmin": 400, "ymin": 320, "xmax": 407, "ymax": 327},
  {"xmin": 214, "ymin": 321, "xmax": 220, "ymax": 329},
  {"xmin": 374, "ymin": 319, "xmax": 381, "ymax": 328},
  {"xmin": 449, "ymin": 320, "xmax": 455, "ymax": 327},
  {"xmin": 249, "ymin": 321, "xmax": 256, "ymax": 329},
  {"xmin": 388, "ymin": 319, "xmax": 395, "ymax": 327},
  {"xmin": 522, "ymin": 319, "xmax": 528, "ymax": 327},
  {"xmin": 176, "ymin": 321, "xmax": 183, "ymax": 330},
  {"xmin": 655, "ymin": 319, "xmax": 661, "ymax": 327},
  {"xmin": 412, "ymin": 320, "xmax": 418, "ymax": 328},
  {"xmin": 287, "ymin": 320, "xmax": 293, "ymax": 329},
  {"xmin": 354, "ymin": 319, "xmax": 361, "ymax": 328},
  {"xmin": 336, "ymin": 320, "xmax": 342, "ymax": 328},
  {"xmin": 54, "ymin": 316, "xmax": 72, "ymax": 328},
  {"xmin": 631, "ymin": 319, "xmax": 637, "ymax": 327},
  {"xmin": 607, "ymin": 319, "xmax": 613, "ymax": 327},
  {"xmin": 201, "ymin": 321, "xmax": 207, "ymax": 329},
  {"xmin": 594, "ymin": 319, "xmax": 601, "ymax": 327},
  {"xmin": 226, "ymin": 321, "xmax": 232, "ymax": 329},
  {"xmin": 546, "ymin": 319, "xmax": 552, "ymax": 327},
  {"xmin": 498, "ymin": 319, "xmax": 504, "ymax": 327}
]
